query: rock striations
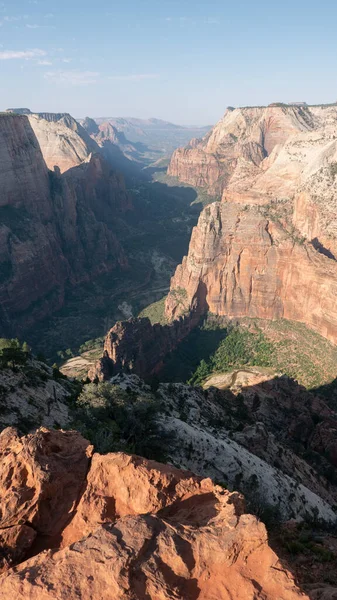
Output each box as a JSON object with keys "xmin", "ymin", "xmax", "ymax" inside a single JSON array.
[
  {"xmin": 0, "ymin": 112, "xmax": 131, "ymax": 337},
  {"xmin": 0, "ymin": 427, "xmax": 307, "ymax": 599},
  {"xmin": 165, "ymin": 203, "xmax": 337, "ymax": 344}
]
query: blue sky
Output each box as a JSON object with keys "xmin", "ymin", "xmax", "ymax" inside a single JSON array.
[{"xmin": 0, "ymin": 0, "xmax": 336, "ymax": 124}]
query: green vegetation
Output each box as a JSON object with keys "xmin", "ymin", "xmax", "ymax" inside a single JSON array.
[
  {"xmin": 78, "ymin": 337, "xmax": 105, "ymax": 354},
  {"xmin": 26, "ymin": 173, "xmax": 203, "ymax": 362},
  {"xmin": 139, "ymin": 297, "xmax": 167, "ymax": 324},
  {"xmin": 71, "ymin": 382, "xmax": 170, "ymax": 460},
  {"xmin": 0, "ymin": 338, "xmax": 31, "ymax": 369},
  {"xmin": 151, "ymin": 171, "xmax": 219, "ymax": 207},
  {"xmin": 190, "ymin": 327, "xmax": 274, "ymax": 385},
  {"xmin": 161, "ymin": 315, "xmax": 337, "ymax": 390},
  {"xmin": 160, "ymin": 317, "xmax": 229, "ymax": 382},
  {"xmin": 276, "ymin": 523, "xmax": 335, "ymax": 563}
]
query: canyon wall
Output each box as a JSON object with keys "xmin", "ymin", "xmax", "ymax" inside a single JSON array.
[
  {"xmin": 168, "ymin": 104, "xmax": 315, "ymax": 194},
  {"xmin": 169, "ymin": 103, "xmax": 337, "ymax": 256},
  {"xmin": 28, "ymin": 112, "xmax": 98, "ymax": 172},
  {"xmin": 0, "ymin": 113, "xmax": 131, "ymax": 337},
  {"xmin": 165, "ymin": 202, "xmax": 337, "ymax": 344}
]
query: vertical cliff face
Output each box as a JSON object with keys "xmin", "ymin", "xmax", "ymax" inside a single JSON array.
[
  {"xmin": 165, "ymin": 203, "xmax": 337, "ymax": 344},
  {"xmin": 169, "ymin": 103, "xmax": 337, "ymax": 258},
  {"xmin": 0, "ymin": 115, "xmax": 69, "ymax": 333},
  {"xmin": 0, "ymin": 114, "xmax": 131, "ymax": 337}
]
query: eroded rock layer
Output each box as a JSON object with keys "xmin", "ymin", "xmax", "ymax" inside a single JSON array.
[
  {"xmin": 165, "ymin": 203, "xmax": 337, "ymax": 344},
  {"xmin": 0, "ymin": 427, "xmax": 306, "ymax": 600}
]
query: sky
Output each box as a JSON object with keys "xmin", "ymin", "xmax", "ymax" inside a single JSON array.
[{"xmin": 0, "ymin": 0, "xmax": 336, "ymax": 125}]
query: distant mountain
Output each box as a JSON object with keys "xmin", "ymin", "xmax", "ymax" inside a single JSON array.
[
  {"xmin": 89, "ymin": 116, "xmax": 212, "ymax": 154},
  {"xmin": 82, "ymin": 117, "xmax": 150, "ymax": 166}
]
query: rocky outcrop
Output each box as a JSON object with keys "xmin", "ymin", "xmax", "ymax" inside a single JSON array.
[
  {"xmin": 0, "ymin": 428, "xmax": 92, "ymax": 566},
  {"xmin": 0, "ymin": 427, "xmax": 307, "ymax": 600},
  {"xmin": 0, "ymin": 113, "xmax": 131, "ymax": 337},
  {"xmin": 0, "ymin": 357, "xmax": 73, "ymax": 432},
  {"xmin": 89, "ymin": 314, "xmax": 199, "ymax": 381},
  {"xmin": 165, "ymin": 203, "xmax": 337, "ymax": 344}
]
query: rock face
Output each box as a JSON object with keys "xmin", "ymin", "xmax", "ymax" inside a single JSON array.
[
  {"xmin": 169, "ymin": 103, "xmax": 337, "ymax": 256},
  {"xmin": 0, "ymin": 113, "xmax": 131, "ymax": 337},
  {"xmin": 89, "ymin": 314, "xmax": 199, "ymax": 381},
  {"xmin": 165, "ymin": 203, "xmax": 337, "ymax": 344},
  {"xmin": 0, "ymin": 427, "xmax": 307, "ymax": 600},
  {"xmin": 168, "ymin": 104, "xmax": 314, "ymax": 194},
  {"xmin": 28, "ymin": 112, "xmax": 97, "ymax": 173}
]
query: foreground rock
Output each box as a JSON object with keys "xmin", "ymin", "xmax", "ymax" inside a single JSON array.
[
  {"xmin": 0, "ymin": 428, "xmax": 92, "ymax": 565},
  {"xmin": 0, "ymin": 428, "xmax": 307, "ymax": 599}
]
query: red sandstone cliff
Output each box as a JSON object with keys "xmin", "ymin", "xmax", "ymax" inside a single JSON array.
[{"xmin": 165, "ymin": 203, "xmax": 337, "ymax": 344}]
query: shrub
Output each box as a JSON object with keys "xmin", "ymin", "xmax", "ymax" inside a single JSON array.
[{"xmin": 72, "ymin": 382, "xmax": 172, "ymax": 461}]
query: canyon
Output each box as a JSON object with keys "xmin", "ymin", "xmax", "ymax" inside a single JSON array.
[
  {"xmin": 0, "ymin": 111, "xmax": 131, "ymax": 338},
  {"xmin": 2, "ymin": 102, "xmax": 337, "ymax": 599}
]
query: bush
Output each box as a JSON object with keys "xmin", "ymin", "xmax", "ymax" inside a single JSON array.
[
  {"xmin": 72, "ymin": 382, "xmax": 172, "ymax": 461},
  {"xmin": 0, "ymin": 339, "xmax": 30, "ymax": 369}
]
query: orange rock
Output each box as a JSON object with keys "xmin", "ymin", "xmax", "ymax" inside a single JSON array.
[
  {"xmin": 168, "ymin": 105, "xmax": 313, "ymax": 194},
  {"xmin": 0, "ymin": 525, "xmax": 36, "ymax": 573},
  {"xmin": 0, "ymin": 477, "xmax": 307, "ymax": 600},
  {"xmin": 0, "ymin": 427, "xmax": 92, "ymax": 553},
  {"xmin": 61, "ymin": 452, "xmax": 236, "ymax": 546}
]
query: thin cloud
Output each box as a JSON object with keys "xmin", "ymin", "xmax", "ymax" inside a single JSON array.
[
  {"xmin": 37, "ymin": 59, "xmax": 52, "ymax": 66},
  {"xmin": 44, "ymin": 69, "xmax": 99, "ymax": 85},
  {"xmin": 108, "ymin": 73, "xmax": 159, "ymax": 81},
  {"xmin": 26, "ymin": 23, "xmax": 56, "ymax": 30},
  {"xmin": 0, "ymin": 48, "xmax": 46, "ymax": 60}
]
